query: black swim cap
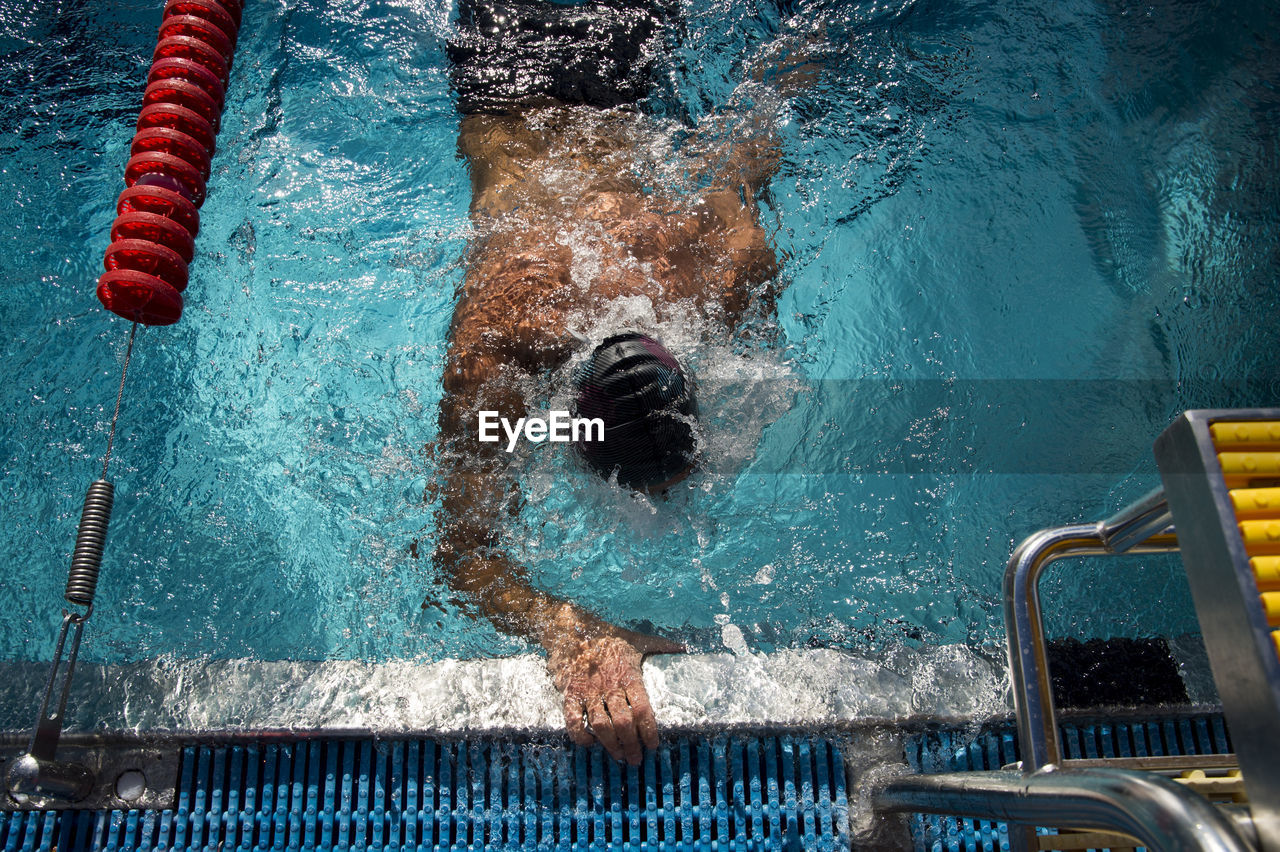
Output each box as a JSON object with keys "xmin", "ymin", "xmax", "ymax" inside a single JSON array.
[{"xmin": 572, "ymin": 332, "xmax": 698, "ymax": 490}]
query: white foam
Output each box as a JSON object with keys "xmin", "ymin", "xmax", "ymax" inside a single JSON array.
[{"xmin": 0, "ymin": 645, "xmax": 1010, "ymax": 737}]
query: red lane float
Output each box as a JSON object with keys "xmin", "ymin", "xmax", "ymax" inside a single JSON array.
[
  {"xmin": 98, "ymin": 0, "xmax": 243, "ymax": 325},
  {"xmin": 158, "ymin": 15, "xmax": 235, "ymax": 63},
  {"xmin": 153, "ymin": 36, "xmax": 229, "ymax": 85},
  {"xmin": 164, "ymin": 0, "xmax": 239, "ymax": 43},
  {"xmin": 130, "ymin": 127, "xmax": 213, "ymax": 179},
  {"xmin": 142, "ymin": 78, "xmax": 222, "ymax": 130},
  {"xmin": 110, "ymin": 211, "xmax": 197, "ymax": 263},
  {"xmin": 148, "ymin": 58, "xmax": 226, "ymax": 110},
  {"xmin": 124, "ymin": 151, "xmax": 208, "ymax": 206},
  {"xmin": 103, "ymin": 239, "xmax": 189, "ymax": 291},
  {"xmin": 116, "ymin": 184, "xmax": 200, "ymax": 236},
  {"xmin": 136, "ymin": 103, "xmax": 217, "ymax": 155},
  {"xmin": 97, "ymin": 270, "xmax": 185, "ymax": 326}
]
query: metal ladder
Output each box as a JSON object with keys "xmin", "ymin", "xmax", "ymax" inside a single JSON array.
[{"xmin": 876, "ymin": 408, "xmax": 1280, "ymax": 852}]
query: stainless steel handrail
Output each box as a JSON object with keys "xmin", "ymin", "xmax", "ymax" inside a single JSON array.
[
  {"xmin": 873, "ymin": 486, "xmax": 1267, "ymax": 851},
  {"xmin": 1002, "ymin": 488, "xmax": 1177, "ymax": 771},
  {"xmin": 875, "ymin": 766, "xmax": 1254, "ymax": 852}
]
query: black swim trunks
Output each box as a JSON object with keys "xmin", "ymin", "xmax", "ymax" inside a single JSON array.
[{"xmin": 448, "ymin": 0, "xmax": 676, "ymax": 115}]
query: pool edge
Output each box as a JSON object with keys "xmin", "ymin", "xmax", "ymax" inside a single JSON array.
[{"xmin": 0, "ymin": 644, "xmax": 1011, "ymax": 740}]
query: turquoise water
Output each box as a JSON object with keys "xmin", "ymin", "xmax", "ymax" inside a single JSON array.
[{"xmin": 1, "ymin": 0, "xmax": 1276, "ymax": 667}]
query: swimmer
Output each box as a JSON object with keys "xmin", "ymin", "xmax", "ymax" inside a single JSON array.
[{"xmin": 433, "ymin": 0, "xmax": 782, "ymax": 765}]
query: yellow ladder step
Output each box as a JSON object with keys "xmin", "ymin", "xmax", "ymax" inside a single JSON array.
[
  {"xmin": 1230, "ymin": 487, "xmax": 1280, "ymax": 518},
  {"xmin": 1254, "ymin": 556, "xmax": 1280, "ymax": 591},
  {"xmin": 1218, "ymin": 451, "xmax": 1280, "ymax": 477},
  {"xmin": 1177, "ymin": 768, "xmax": 1249, "ymax": 803},
  {"xmin": 1265, "ymin": 593, "xmax": 1280, "ymax": 627},
  {"xmin": 1240, "ymin": 519, "xmax": 1280, "ymax": 555},
  {"xmin": 1211, "ymin": 420, "xmax": 1280, "ymax": 446}
]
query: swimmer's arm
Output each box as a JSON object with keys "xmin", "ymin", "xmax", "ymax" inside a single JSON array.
[
  {"xmin": 432, "ymin": 345, "xmax": 682, "ymax": 763},
  {"xmin": 432, "ymin": 348, "xmax": 664, "ymax": 646},
  {"xmin": 431, "ymin": 277, "xmax": 625, "ymax": 645},
  {"xmin": 432, "ymin": 347, "xmax": 567, "ymax": 639}
]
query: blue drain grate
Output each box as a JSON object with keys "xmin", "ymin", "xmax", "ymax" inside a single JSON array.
[
  {"xmin": 904, "ymin": 713, "xmax": 1233, "ymax": 852},
  {"xmin": 1, "ymin": 735, "xmax": 848, "ymax": 851}
]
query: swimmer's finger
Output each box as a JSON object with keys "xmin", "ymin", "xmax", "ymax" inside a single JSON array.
[
  {"xmin": 625, "ymin": 681, "xmax": 659, "ymax": 751},
  {"xmin": 564, "ymin": 696, "xmax": 593, "ymax": 747},
  {"xmin": 604, "ymin": 690, "xmax": 641, "ymax": 766},
  {"xmin": 587, "ymin": 701, "xmax": 624, "ymax": 763}
]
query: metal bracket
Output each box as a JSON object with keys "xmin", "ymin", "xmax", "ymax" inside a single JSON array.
[{"xmin": 1, "ymin": 740, "xmax": 179, "ymax": 811}]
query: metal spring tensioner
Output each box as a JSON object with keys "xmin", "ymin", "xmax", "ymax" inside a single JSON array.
[
  {"xmin": 6, "ymin": 324, "xmax": 137, "ymax": 806},
  {"xmin": 65, "ymin": 480, "xmax": 115, "ymax": 610}
]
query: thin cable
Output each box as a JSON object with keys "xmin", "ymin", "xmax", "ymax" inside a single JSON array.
[{"xmin": 101, "ymin": 321, "xmax": 139, "ymax": 480}]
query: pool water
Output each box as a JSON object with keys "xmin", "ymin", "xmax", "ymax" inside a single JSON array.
[{"xmin": 1, "ymin": 0, "xmax": 1277, "ymax": 671}]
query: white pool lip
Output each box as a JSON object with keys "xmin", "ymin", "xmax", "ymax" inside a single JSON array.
[{"xmin": 0, "ymin": 645, "xmax": 1011, "ymax": 738}]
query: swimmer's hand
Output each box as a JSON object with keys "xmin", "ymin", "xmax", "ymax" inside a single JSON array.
[{"xmin": 542, "ymin": 609, "xmax": 684, "ymax": 766}]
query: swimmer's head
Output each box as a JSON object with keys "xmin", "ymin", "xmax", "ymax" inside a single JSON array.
[{"xmin": 572, "ymin": 332, "xmax": 698, "ymax": 491}]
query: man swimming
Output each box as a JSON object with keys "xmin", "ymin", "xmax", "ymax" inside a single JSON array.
[{"xmin": 433, "ymin": 0, "xmax": 780, "ymax": 765}]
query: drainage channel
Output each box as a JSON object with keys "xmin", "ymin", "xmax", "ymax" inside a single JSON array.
[{"xmin": 1, "ymin": 733, "xmax": 850, "ymax": 851}]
